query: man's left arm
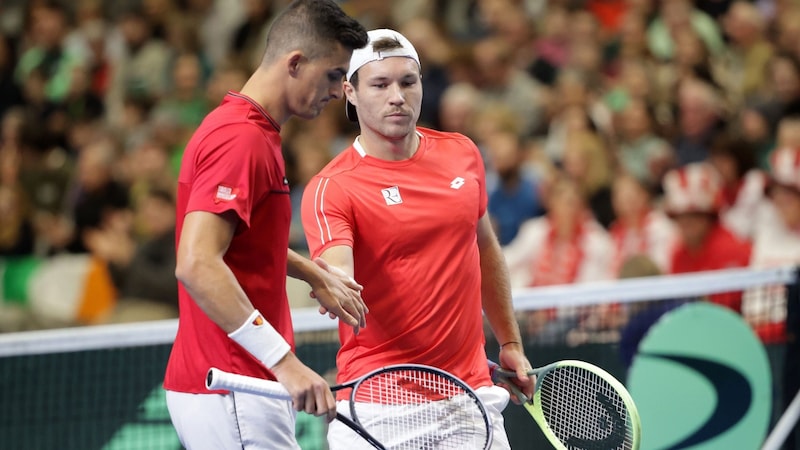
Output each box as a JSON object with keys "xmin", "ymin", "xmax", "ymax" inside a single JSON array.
[{"xmin": 477, "ymin": 213, "xmax": 534, "ymax": 401}]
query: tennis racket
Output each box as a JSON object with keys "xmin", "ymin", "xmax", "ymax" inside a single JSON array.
[
  {"xmin": 489, "ymin": 360, "xmax": 641, "ymax": 450},
  {"xmin": 207, "ymin": 364, "xmax": 493, "ymax": 449}
]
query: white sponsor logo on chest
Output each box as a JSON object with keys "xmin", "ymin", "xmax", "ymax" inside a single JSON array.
[
  {"xmin": 450, "ymin": 177, "xmax": 465, "ymax": 189},
  {"xmin": 381, "ymin": 186, "xmax": 403, "ymax": 205}
]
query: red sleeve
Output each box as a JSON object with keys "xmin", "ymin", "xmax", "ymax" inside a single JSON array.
[
  {"xmin": 301, "ymin": 175, "xmax": 354, "ymax": 259},
  {"xmin": 470, "ymin": 140, "xmax": 488, "ymax": 218},
  {"xmin": 186, "ymin": 124, "xmax": 271, "ymax": 230}
]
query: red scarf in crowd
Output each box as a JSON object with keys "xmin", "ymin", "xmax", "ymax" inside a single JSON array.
[{"xmin": 529, "ymin": 218, "xmax": 586, "ymax": 287}]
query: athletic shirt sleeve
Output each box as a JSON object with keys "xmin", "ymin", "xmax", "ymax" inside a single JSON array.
[
  {"xmin": 468, "ymin": 139, "xmax": 489, "ymax": 218},
  {"xmin": 301, "ymin": 175, "xmax": 353, "ymax": 258},
  {"xmin": 185, "ymin": 124, "xmax": 271, "ymax": 230}
]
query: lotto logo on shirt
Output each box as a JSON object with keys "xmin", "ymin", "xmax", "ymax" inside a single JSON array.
[
  {"xmin": 381, "ymin": 186, "xmax": 403, "ymax": 205},
  {"xmin": 215, "ymin": 185, "xmax": 239, "ymax": 203}
]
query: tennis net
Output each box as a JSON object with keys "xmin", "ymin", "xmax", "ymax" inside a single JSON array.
[{"xmin": 0, "ymin": 266, "xmax": 796, "ymax": 449}]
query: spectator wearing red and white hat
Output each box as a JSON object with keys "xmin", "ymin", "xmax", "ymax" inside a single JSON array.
[{"xmin": 663, "ymin": 162, "xmax": 752, "ymax": 312}]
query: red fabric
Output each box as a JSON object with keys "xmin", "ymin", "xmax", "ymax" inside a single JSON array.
[
  {"xmin": 165, "ymin": 92, "xmax": 293, "ymax": 393},
  {"xmin": 302, "ymin": 128, "xmax": 492, "ymax": 397},
  {"xmin": 670, "ymin": 223, "xmax": 752, "ymax": 312},
  {"xmin": 529, "ymin": 219, "xmax": 586, "ymax": 287},
  {"xmin": 609, "ymin": 211, "xmax": 651, "ymax": 276},
  {"xmin": 586, "ymin": 0, "xmax": 627, "ymax": 31}
]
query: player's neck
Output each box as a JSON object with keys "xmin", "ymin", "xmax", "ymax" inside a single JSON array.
[
  {"xmin": 239, "ymin": 68, "xmax": 289, "ymax": 125},
  {"xmin": 358, "ymin": 129, "xmax": 420, "ymax": 161}
]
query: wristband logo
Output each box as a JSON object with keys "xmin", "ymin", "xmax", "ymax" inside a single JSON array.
[{"xmin": 252, "ymin": 314, "xmax": 264, "ymax": 326}]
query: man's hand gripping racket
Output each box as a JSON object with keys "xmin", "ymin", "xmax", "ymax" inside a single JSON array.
[
  {"xmin": 490, "ymin": 360, "xmax": 642, "ymax": 450},
  {"xmin": 207, "ymin": 364, "xmax": 493, "ymax": 449}
]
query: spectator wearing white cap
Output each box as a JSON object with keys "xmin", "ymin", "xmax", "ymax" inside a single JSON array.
[{"xmin": 663, "ymin": 162, "xmax": 752, "ymax": 312}]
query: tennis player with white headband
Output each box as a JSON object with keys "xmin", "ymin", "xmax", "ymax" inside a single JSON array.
[{"xmin": 301, "ymin": 28, "xmax": 534, "ymax": 449}]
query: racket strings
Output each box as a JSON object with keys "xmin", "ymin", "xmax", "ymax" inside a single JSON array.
[
  {"xmin": 539, "ymin": 366, "xmax": 635, "ymax": 450},
  {"xmin": 352, "ymin": 369, "xmax": 489, "ymax": 449}
]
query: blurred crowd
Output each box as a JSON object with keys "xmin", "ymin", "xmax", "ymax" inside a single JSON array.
[{"xmin": 0, "ymin": 0, "xmax": 799, "ymax": 341}]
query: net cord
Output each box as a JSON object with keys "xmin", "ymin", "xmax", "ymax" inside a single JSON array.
[{"xmin": 0, "ymin": 266, "xmax": 795, "ymax": 357}]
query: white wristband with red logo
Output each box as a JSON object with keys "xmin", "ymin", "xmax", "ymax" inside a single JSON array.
[{"xmin": 227, "ymin": 310, "xmax": 291, "ymax": 369}]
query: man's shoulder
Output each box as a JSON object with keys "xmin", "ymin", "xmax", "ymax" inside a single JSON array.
[
  {"xmin": 314, "ymin": 147, "xmax": 362, "ymax": 179},
  {"xmin": 418, "ymin": 127, "xmax": 479, "ymax": 156}
]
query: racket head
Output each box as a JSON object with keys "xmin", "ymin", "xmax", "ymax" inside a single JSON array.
[
  {"xmin": 527, "ymin": 360, "xmax": 641, "ymax": 450},
  {"xmin": 347, "ymin": 364, "xmax": 492, "ymax": 450}
]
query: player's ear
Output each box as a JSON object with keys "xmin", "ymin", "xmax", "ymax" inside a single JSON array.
[
  {"xmin": 286, "ymin": 51, "xmax": 304, "ymax": 77},
  {"xmin": 343, "ymin": 81, "xmax": 356, "ymax": 106}
]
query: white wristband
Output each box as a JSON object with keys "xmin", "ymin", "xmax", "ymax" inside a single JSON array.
[{"xmin": 227, "ymin": 310, "xmax": 291, "ymax": 369}]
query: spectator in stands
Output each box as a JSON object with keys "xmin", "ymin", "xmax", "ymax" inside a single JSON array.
[
  {"xmin": 663, "ymin": 162, "xmax": 751, "ymax": 312},
  {"xmin": 230, "ymin": 0, "xmax": 274, "ymax": 69},
  {"xmin": 504, "ymin": 174, "xmax": 613, "ymax": 344},
  {"xmin": 152, "ymin": 52, "xmax": 209, "ymax": 129},
  {"xmin": 672, "ymin": 78, "xmax": 727, "ymax": 166},
  {"xmin": 609, "ymin": 172, "xmax": 679, "ymax": 276},
  {"xmin": 106, "ymin": 6, "xmax": 170, "ymax": 126},
  {"xmin": 472, "ymin": 35, "xmax": 547, "ymax": 138},
  {"xmin": 763, "ymin": 53, "xmax": 800, "ymax": 117},
  {"xmin": 708, "ymin": 133, "xmax": 770, "ymax": 240},
  {"xmin": 62, "ymin": 137, "xmax": 130, "ymax": 254},
  {"xmin": 504, "ymin": 174, "xmax": 613, "ymax": 288},
  {"xmin": 614, "ymin": 98, "xmax": 675, "ymax": 188},
  {"xmin": 746, "ymin": 146, "xmax": 800, "ymax": 343},
  {"xmin": 14, "ymin": 2, "xmax": 80, "ymax": 105},
  {"xmin": 562, "ymin": 130, "xmax": 616, "ymax": 228},
  {"xmin": 736, "ymin": 99, "xmax": 781, "ymax": 170},
  {"xmin": 646, "ymin": 0, "xmax": 725, "ymax": 62},
  {"xmin": 438, "ymin": 82, "xmax": 481, "ymax": 136},
  {"xmin": 485, "ymin": 130, "xmax": 544, "ymax": 246},
  {"xmin": 87, "ymin": 187, "xmax": 178, "ymax": 322},
  {"xmin": 718, "ymin": 1, "xmax": 774, "ymax": 108}
]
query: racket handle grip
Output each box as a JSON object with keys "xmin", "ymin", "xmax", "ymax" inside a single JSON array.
[
  {"xmin": 206, "ymin": 367, "xmax": 292, "ymax": 401},
  {"xmin": 487, "ymin": 360, "xmax": 529, "ymax": 404}
]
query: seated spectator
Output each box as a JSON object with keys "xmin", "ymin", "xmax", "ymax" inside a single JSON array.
[
  {"xmin": 663, "ymin": 162, "xmax": 752, "ymax": 312},
  {"xmin": 746, "ymin": 146, "xmax": 800, "ymax": 343},
  {"xmin": 485, "ymin": 130, "xmax": 544, "ymax": 245},
  {"xmin": 85, "ymin": 187, "xmax": 178, "ymax": 322},
  {"xmin": 708, "ymin": 133, "xmax": 770, "ymax": 240},
  {"xmin": 438, "ymin": 82, "xmax": 481, "ymax": 136},
  {"xmin": 562, "ymin": 130, "xmax": 616, "ymax": 228},
  {"xmin": 672, "ymin": 78, "xmax": 727, "ymax": 166},
  {"xmin": 62, "ymin": 138, "xmax": 130, "ymax": 254},
  {"xmin": 504, "ymin": 174, "xmax": 613, "ymax": 288},
  {"xmin": 614, "ymin": 98, "xmax": 675, "ymax": 187},
  {"xmin": 504, "ymin": 174, "xmax": 613, "ymax": 344},
  {"xmin": 609, "ymin": 172, "xmax": 679, "ymax": 275},
  {"xmin": 646, "ymin": 0, "xmax": 725, "ymax": 61},
  {"xmin": 14, "ymin": 2, "xmax": 81, "ymax": 104}
]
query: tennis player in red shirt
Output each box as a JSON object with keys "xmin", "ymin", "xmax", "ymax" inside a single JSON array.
[
  {"xmin": 163, "ymin": 2, "xmax": 367, "ymax": 449},
  {"xmin": 301, "ymin": 29, "xmax": 533, "ymax": 449}
]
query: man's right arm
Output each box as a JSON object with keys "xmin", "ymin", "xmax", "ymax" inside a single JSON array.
[{"xmin": 175, "ymin": 210, "xmax": 336, "ymax": 420}]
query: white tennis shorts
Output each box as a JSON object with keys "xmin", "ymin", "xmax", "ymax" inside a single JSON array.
[
  {"xmin": 166, "ymin": 389, "xmax": 301, "ymax": 450},
  {"xmin": 327, "ymin": 385, "xmax": 511, "ymax": 449}
]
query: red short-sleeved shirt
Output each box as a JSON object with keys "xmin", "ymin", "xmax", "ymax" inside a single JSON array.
[
  {"xmin": 670, "ymin": 223, "xmax": 752, "ymax": 312},
  {"xmin": 164, "ymin": 92, "xmax": 293, "ymax": 393},
  {"xmin": 301, "ymin": 128, "xmax": 493, "ymax": 393}
]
